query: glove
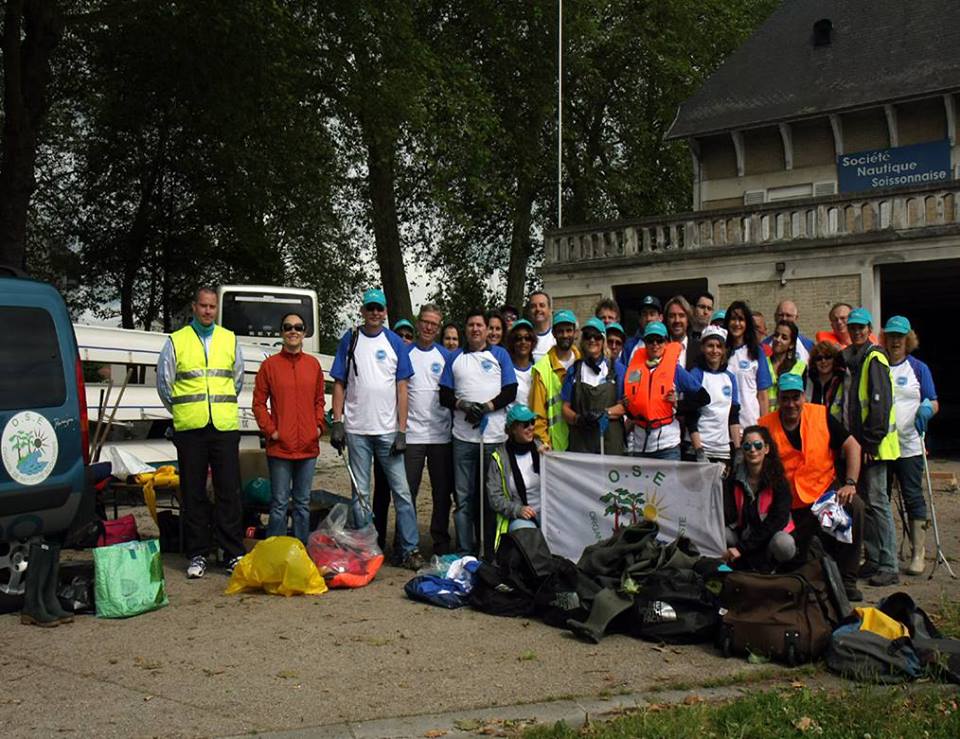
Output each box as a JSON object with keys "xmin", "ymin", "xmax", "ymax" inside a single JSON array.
[
  {"xmin": 464, "ymin": 402, "xmax": 487, "ymax": 425},
  {"xmin": 579, "ymin": 410, "xmax": 605, "ymax": 428},
  {"xmin": 390, "ymin": 431, "xmax": 407, "ymax": 456},
  {"xmin": 915, "ymin": 399, "xmax": 934, "ymax": 434},
  {"xmin": 330, "ymin": 421, "xmax": 346, "ymax": 453},
  {"xmin": 695, "ymin": 447, "xmax": 708, "ymax": 463}
]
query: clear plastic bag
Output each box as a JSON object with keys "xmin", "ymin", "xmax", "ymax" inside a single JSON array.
[{"xmin": 307, "ymin": 503, "xmax": 384, "ymax": 588}]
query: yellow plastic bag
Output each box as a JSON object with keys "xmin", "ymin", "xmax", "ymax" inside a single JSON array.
[
  {"xmin": 854, "ymin": 607, "xmax": 910, "ymax": 641},
  {"xmin": 224, "ymin": 536, "xmax": 328, "ymax": 596},
  {"xmin": 136, "ymin": 466, "xmax": 180, "ymax": 524}
]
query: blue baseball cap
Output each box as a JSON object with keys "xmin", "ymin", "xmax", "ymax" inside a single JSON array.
[
  {"xmin": 883, "ymin": 315, "xmax": 911, "ymax": 335},
  {"xmin": 506, "ymin": 404, "xmax": 537, "ymax": 425},
  {"xmin": 643, "ymin": 321, "xmax": 667, "ymax": 338},
  {"xmin": 711, "ymin": 309, "xmax": 726, "ymax": 323},
  {"xmin": 509, "ymin": 318, "xmax": 534, "ymax": 333},
  {"xmin": 582, "ymin": 317, "xmax": 607, "ymax": 336},
  {"xmin": 640, "ymin": 295, "xmax": 662, "ymax": 311},
  {"xmin": 553, "ymin": 309, "xmax": 577, "ymax": 328},
  {"xmin": 847, "ymin": 307, "xmax": 873, "ymax": 326},
  {"xmin": 393, "ymin": 319, "xmax": 414, "ymax": 332},
  {"xmin": 778, "ymin": 373, "xmax": 804, "ymax": 393},
  {"xmin": 605, "ymin": 321, "xmax": 625, "ymax": 337},
  {"xmin": 362, "ymin": 288, "xmax": 387, "ymax": 308}
]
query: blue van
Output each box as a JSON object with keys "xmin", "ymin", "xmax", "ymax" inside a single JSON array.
[{"xmin": 0, "ymin": 269, "xmax": 92, "ymax": 595}]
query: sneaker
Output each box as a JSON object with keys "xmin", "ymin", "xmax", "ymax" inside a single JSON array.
[
  {"xmin": 857, "ymin": 561, "xmax": 879, "ymax": 580},
  {"xmin": 186, "ymin": 555, "xmax": 207, "ymax": 579},
  {"xmin": 401, "ymin": 550, "xmax": 426, "ymax": 571},
  {"xmin": 225, "ymin": 555, "xmax": 243, "ymax": 576},
  {"xmin": 868, "ymin": 570, "xmax": 900, "ymax": 587}
]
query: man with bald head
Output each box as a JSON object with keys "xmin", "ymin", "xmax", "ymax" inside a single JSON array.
[{"xmin": 762, "ymin": 299, "xmax": 814, "ymax": 362}]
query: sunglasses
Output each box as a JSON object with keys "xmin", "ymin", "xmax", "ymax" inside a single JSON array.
[
  {"xmin": 363, "ymin": 303, "xmax": 385, "ymax": 312},
  {"xmin": 813, "ymin": 355, "xmax": 833, "ymax": 362},
  {"xmin": 398, "ymin": 331, "xmax": 414, "ymax": 339},
  {"xmin": 514, "ymin": 420, "xmax": 535, "ymax": 428},
  {"xmin": 514, "ymin": 334, "xmax": 533, "ymax": 343},
  {"xmin": 741, "ymin": 440, "xmax": 765, "ymax": 451},
  {"xmin": 583, "ymin": 332, "xmax": 603, "ymax": 342},
  {"xmin": 282, "ymin": 323, "xmax": 305, "ymax": 332},
  {"xmin": 645, "ymin": 336, "xmax": 666, "ymax": 344}
]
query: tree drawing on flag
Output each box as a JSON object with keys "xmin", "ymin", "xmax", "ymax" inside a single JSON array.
[{"xmin": 599, "ymin": 487, "xmax": 646, "ymax": 530}]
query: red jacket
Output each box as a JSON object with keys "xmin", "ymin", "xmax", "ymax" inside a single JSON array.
[{"xmin": 253, "ymin": 350, "xmax": 326, "ymax": 459}]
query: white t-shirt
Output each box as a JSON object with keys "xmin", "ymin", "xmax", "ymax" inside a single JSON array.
[
  {"xmin": 440, "ymin": 345, "xmax": 517, "ymax": 444},
  {"xmin": 406, "ymin": 343, "xmax": 452, "ymax": 444},
  {"xmin": 727, "ymin": 345, "xmax": 772, "ymax": 428},
  {"xmin": 576, "ymin": 360, "xmax": 610, "ymax": 387},
  {"xmin": 532, "ymin": 329, "xmax": 556, "ymax": 363},
  {"xmin": 504, "ymin": 450, "xmax": 541, "ymax": 517},
  {"xmin": 330, "ymin": 328, "xmax": 413, "ymax": 435},
  {"xmin": 890, "ymin": 357, "xmax": 936, "ymax": 458},
  {"xmin": 514, "ymin": 365, "xmax": 533, "ymax": 408},
  {"xmin": 690, "ymin": 367, "xmax": 739, "ymax": 459}
]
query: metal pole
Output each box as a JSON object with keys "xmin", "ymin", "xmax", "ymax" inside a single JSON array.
[
  {"xmin": 557, "ymin": 0, "xmax": 563, "ymax": 228},
  {"xmin": 921, "ymin": 432, "xmax": 956, "ymax": 579}
]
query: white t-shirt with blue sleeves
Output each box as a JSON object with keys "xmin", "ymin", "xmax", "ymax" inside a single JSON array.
[
  {"xmin": 727, "ymin": 344, "xmax": 772, "ymax": 427},
  {"xmin": 891, "ymin": 355, "xmax": 937, "ymax": 458},
  {"xmin": 330, "ymin": 327, "xmax": 414, "ymax": 435},
  {"xmin": 440, "ymin": 344, "xmax": 517, "ymax": 444},
  {"xmin": 690, "ymin": 367, "xmax": 740, "ymax": 459},
  {"xmin": 406, "ymin": 343, "xmax": 453, "ymax": 444}
]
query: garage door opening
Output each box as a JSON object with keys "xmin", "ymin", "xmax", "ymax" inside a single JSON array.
[
  {"xmin": 880, "ymin": 258, "xmax": 959, "ymax": 452},
  {"xmin": 612, "ymin": 279, "xmax": 709, "ymax": 337}
]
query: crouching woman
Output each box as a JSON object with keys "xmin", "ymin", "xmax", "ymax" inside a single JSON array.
[
  {"xmin": 723, "ymin": 425, "xmax": 796, "ymax": 571},
  {"xmin": 486, "ymin": 404, "xmax": 542, "ymax": 550}
]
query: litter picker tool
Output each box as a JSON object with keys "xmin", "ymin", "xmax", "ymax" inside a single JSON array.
[
  {"xmin": 478, "ymin": 413, "xmax": 490, "ymax": 561},
  {"xmin": 339, "ymin": 448, "xmax": 371, "ymax": 516},
  {"xmin": 921, "ymin": 432, "xmax": 956, "ymax": 580}
]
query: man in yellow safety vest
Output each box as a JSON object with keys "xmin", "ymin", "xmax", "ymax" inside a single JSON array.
[
  {"xmin": 158, "ymin": 287, "xmax": 245, "ymax": 579},
  {"xmin": 529, "ymin": 310, "xmax": 580, "ymax": 451}
]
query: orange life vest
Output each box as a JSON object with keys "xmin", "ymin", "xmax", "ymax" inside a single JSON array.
[
  {"xmin": 624, "ymin": 342, "xmax": 682, "ymax": 429},
  {"xmin": 760, "ymin": 403, "xmax": 836, "ymax": 510}
]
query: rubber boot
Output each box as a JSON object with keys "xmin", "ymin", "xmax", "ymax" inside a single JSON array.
[
  {"xmin": 43, "ymin": 542, "xmax": 74, "ymax": 624},
  {"xmin": 20, "ymin": 543, "xmax": 58, "ymax": 627},
  {"xmin": 905, "ymin": 519, "xmax": 927, "ymax": 576}
]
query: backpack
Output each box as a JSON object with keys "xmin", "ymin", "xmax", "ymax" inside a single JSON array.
[
  {"xmin": 468, "ymin": 529, "xmax": 557, "ymax": 617},
  {"xmin": 534, "ymin": 556, "xmax": 600, "ymax": 629},
  {"xmin": 826, "ymin": 609, "xmax": 922, "ymax": 684},
  {"xmin": 718, "ymin": 567, "xmax": 834, "ymax": 666},
  {"xmin": 626, "ymin": 568, "xmax": 720, "ymax": 644},
  {"xmin": 879, "ymin": 592, "xmax": 960, "ymax": 683}
]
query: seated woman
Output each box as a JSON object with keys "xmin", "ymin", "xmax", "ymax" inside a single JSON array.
[
  {"xmin": 560, "ymin": 317, "xmax": 626, "ymax": 454},
  {"xmin": 486, "ymin": 404, "xmax": 543, "ymax": 550},
  {"xmin": 723, "ymin": 426, "xmax": 796, "ymax": 571}
]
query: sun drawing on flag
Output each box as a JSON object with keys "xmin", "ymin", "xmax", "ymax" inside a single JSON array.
[{"xmin": 641, "ymin": 490, "xmax": 670, "ymax": 523}]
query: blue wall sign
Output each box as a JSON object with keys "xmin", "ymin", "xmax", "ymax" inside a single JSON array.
[{"xmin": 837, "ymin": 140, "xmax": 952, "ymax": 193}]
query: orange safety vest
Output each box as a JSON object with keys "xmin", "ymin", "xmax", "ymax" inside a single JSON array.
[
  {"xmin": 624, "ymin": 342, "xmax": 682, "ymax": 429},
  {"xmin": 814, "ymin": 330, "xmax": 877, "ymax": 349},
  {"xmin": 760, "ymin": 403, "xmax": 836, "ymax": 510}
]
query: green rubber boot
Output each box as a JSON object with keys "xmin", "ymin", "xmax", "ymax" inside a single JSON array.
[
  {"xmin": 43, "ymin": 542, "xmax": 74, "ymax": 624},
  {"xmin": 20, "ymin": 543, "xmax": 58, "ymax": 627}
]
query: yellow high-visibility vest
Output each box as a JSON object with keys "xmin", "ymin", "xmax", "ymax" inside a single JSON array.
[{"xmin": 170, "ymin": 324, "xmax": 239, "ymax": 432}]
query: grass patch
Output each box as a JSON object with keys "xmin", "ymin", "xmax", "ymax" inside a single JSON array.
[
  {"xmin": 931, "ymin": 593, "xmax": 960, "ymax": 639},
  {"xmin": 524, "ymin": 686, "xmax": 960, "ymax": 738}
]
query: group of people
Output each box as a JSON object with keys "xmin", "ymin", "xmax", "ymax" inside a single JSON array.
[{"xmin": 159, "ymin": 285, "xmax": 939, "ymax": 604}]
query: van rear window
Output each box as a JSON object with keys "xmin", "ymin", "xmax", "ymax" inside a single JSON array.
[{"xmin": 0, "ymin": 307, "xmax": 67, "ymax": 410}]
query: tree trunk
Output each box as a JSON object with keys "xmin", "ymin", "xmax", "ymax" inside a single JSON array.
[
  {"xmin": 364, "ymin": 127, "xmax": 412, "ymax": 323},
  {"xmin": 504, "ymin": 175, "xmax": 536, "ymax": 310},
  {"xmin": 0, "ymin": 0, "xmax": 64, "ymax": 270}
]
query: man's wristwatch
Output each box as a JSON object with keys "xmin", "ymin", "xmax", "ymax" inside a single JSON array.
[{"xmin": 844, "ymin": 478, "xmax": 857, "ymax": 486}]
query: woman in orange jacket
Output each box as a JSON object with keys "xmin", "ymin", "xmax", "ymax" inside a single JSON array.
[{"xmin": 252, "ymin": 312, "xmax": 326, "ymax": 544}]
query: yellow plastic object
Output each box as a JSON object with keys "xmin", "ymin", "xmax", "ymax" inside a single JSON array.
[
  {"xmin": 136, "ymin": 466, "xmax": 180, "ymax": 524},
  {"xmin": 854, "ymin": 607, "xmax": 910, "ymax": 640},
  {"xmin": 224, "ymin": 536, "xmax": 328, "ymax": 597}
]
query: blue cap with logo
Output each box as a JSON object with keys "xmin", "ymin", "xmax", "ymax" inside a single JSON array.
[
  {"xmin": 606, "ymin": 321, "xmax": 625, "ymax": 337},
  {"xmin": 711, "ymin": 309, "xmax": 726, "ymax": 323},
  {"xmin": 641, "ymin": 295, "xmax": 662, "ymax": 311},
  {"xmin": 506, "ymin": 404, "xmax": 537, "ymax": 425},
  {"xmin": 883, "ymin": 315, "xmax": 911, "ymax": 335},
  {"xmin": 362, "ymin": 288, "xmax": 387, "ymax": 308},
  {"xmin": 393, "ymin": 319, "xmax": 414, "ymax": 332},
  {"xmin": 643, "ymin": 321, "xmax": 668, "ymax": 338},
  {"xmin": 553, "ymin": 309, "xmax": 577, "ymax": 328},
  {"xmin": 847, "ymin": 307, "xmax": 873, "ymax": 326},
  {"xmin": 778, "ymin": 373, "xmax": 805, "ymax": 393},
  {"xmin": 582, "ymin": 317, "xmax": 607, "ymax": 336},
  {"xmin": 509, "ymin": 318, "xmax": 534, "ymax": 333}
]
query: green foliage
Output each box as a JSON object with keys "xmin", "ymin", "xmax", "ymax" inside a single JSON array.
[{"xmin": 525, "ymin": 686, "xmax": 960, "ymax": 738}]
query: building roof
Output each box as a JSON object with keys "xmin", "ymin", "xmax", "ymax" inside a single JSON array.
[{"xmin": 666, "ymin": 0, "xmax": 960, "ymax": 140}]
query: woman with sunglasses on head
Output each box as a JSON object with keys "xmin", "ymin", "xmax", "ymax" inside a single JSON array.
[
  {"xmin": 252, "ymin": 312, "xmax": 326, "ymax": 545},
  {"xmin": 686, "ymin": 326, "xmax": 741, "ymax": 465},
  {"xmin": 485, "ymin": 404, "xmax": 543, "ymax": 550},
  {"xmin": 724, "ymin": 301, "xmax": 772, "ymax": 428},
  {"xmin": 441, "ymin": 322, "xmax": 461, "ymax": 351},
  {"xmin": 561, "ymin": 318, "xmax": 626, "ymax": 455},
  {"xmin": 723, "ymin": 426, "xmax": 795, "ymax": 572},
  {"xmin": 765, "ymin": 320, "xmax": 806, "ymax": 413},
  {"xmin": 506, "ymin": 319, "xmax": 537, "ymax": 407},
  {"xmin": 486, "ymin": 311, "xmax": 506, "ymax": 346},
  {"xmin": 882, "ymin": 316, "xmax": 939, "ymax": 575},
  {"xmin": 805, "ymin": 340, "xmax": 845, "ymax": 420}
]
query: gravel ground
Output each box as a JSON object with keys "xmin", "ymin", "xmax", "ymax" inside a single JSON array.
[{"xmin": 2, "ymin": 445, "xmax": 958, "ymax": 738}]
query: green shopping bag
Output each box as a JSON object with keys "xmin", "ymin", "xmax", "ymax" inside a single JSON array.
[{"xmin": 94, "ymin": 539, "xmax": 169, "ymax": 618}]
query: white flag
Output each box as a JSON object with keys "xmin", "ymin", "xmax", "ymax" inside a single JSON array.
[{"xmin": 540, "ymin": 451, "xmax": 726, "ymax": 561}]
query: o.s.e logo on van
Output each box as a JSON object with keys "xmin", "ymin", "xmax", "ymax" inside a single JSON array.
[{"xmin": 2, "ymin": 411, "xmax": 59, "ymax": 486}]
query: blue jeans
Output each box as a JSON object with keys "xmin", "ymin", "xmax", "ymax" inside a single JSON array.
[
  {"xmin": 633, "ymin": 445, "xmax": 681, "ymax": 461},
  {"xmin": 266, "ymin": 456, "xmax": 317, "ymax": 545},
  {"xmin": 860, "ymin": 460, "xmax": 897, "ymax": 573},
  {"xmin": 508, "ymin": 519, "xmax": 537, "ymax": 532},
  {"xmin": 346, "ymin": 432, "xmax": 419, "ymax": 557},
  {"xmin": 889, "ymin": 456, "xmax": 927, "ymax": 520},
  {"xmin": 452, "ymin": 438, "xmax": 496, "ymax": 555}
]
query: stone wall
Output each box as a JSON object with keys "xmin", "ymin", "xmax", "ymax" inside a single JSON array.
[{"xmin": 553, "ymin": 293, "xmax": 602, "ymax": 324}]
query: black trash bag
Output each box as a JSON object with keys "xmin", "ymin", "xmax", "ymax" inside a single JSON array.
[{"xmin": 57, "ymin": 561, "xmax": 95, "ymax": 614}]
